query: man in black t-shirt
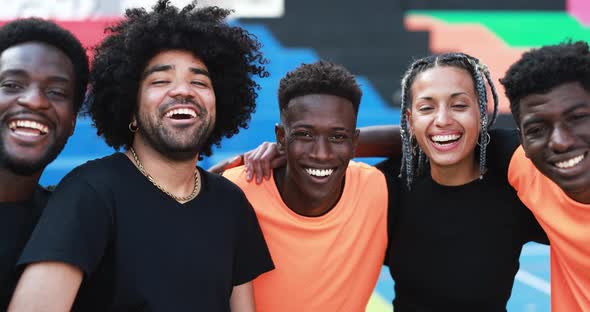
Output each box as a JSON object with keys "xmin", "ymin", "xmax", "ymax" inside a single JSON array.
[
  {"xmin": 9, "ymin": 1, "xmax": 273, "ymax": 312},
  {"xmin": 0, "ymin": 19, "xmax": 89, "ymax": 310}
]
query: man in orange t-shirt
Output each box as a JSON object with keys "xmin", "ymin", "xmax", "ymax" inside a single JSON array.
[
  {"xmin": 501, "ymin": 41, "xmax": 590, "ymax": 311},
  {"xmin": 223, "ymin": 61, "xmax": 388, "ymax": 311}
]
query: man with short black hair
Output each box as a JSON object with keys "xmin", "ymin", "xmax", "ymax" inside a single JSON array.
[
  {"xmin": 0, "ymin": 18, "xmax": 89, "ymax": 310},
  {"xmin": 223, "ymin": 61, "xmax": 388, "ymax": 311},
  {"xmin": 501, "ymin": 40, "xmax": 590, "ymax": 311}
]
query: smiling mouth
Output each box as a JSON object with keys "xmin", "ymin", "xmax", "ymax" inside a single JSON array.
[
  {"xmin": 305, "ymin": 168, "xmax": 334, "ymax": 177},
  {"xmin": 554, "ymin": 152, "xmax": 586, "ymax": 169},
  {"xmin": 8, "ymin": 120, "xmax": 49, "ymax": 136},
  {"xmin": 164, "ymin": 107, "xmax": 197, "ymax": 120},
  {"xmin": 430, "ymin": 134, "xmax": 461, "ymax": 146}
]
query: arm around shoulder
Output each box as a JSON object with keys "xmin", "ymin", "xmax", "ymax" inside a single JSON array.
[
  {"xmin": 356, "ymin": 125, "xmax": 401, "ymax": 158},
  {"xmin": 8, "ymin": 261, "xmax": 83, "ymax": 312},
  {"xmin": 230, "ymin": 282, "xmax": 255, "ymax": 312}
]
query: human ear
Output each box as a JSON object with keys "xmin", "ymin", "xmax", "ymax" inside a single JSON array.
[
  {"xmin": 517, "ymin": 128, "xmax": 533, "ymax": 159},
  {"xmin": 351, "ymin": 129, "xmax": 360, "ymax": 154},
  {"xmin": 69, "ymin": 116, "xmax": 77, "ymax": 137},
  {"xmin": 275, "ymin": 123, "xmax": 286, "ymax": 154}
]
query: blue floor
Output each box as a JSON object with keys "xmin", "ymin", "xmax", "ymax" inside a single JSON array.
[{"xmin": 38, "ymin": 23, "xmax": 551, "ymax": 312}]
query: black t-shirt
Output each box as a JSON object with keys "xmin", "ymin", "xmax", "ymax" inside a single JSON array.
[
  {"xmin": 19, "ymin": 153, "xmax": 274, "ymax": 312},
  {"xmin": 378, "ymin": 129, "xmax": 548, "ymax": 312},
  {"xmin": 0, "ymin": 185, "xmax": 49, "ymax": 310}
]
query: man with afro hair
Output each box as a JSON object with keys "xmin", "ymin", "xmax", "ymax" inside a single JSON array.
[
  {"xmin": 0, "ymin": 18, "xmax": 88, "ymax": 310},
  {"xmin": 10, "ymin": 1, "xmax": 273, "ymax": 311},
  {"xmin": 501, "ymin": 40, "xmax": 590, "ymax": 311},
  {"xmin": 223, "ymin": 61, "xmax": 388, "ymax": 311}
]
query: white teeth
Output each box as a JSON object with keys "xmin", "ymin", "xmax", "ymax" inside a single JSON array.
[
  {"xmin": 555, "ymin": 154, "xmax": 585, "ymax": 169},
  {"xmin": 431, "ymin": 134, "xmax": 461, "ymax": 143},
  {"xmin": 8, "ymin": 120, "xmax": 49, "ymax": 134},
  {"xmin": 164, "ymin": 108, "xmax": 197, "ymax": 118},
  {"xmin": 305, "ymin": 168, "xmax": 334, "ymax": 177}
]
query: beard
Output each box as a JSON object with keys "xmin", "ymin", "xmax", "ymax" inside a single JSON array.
[
  {"xmin": 135, "ymin": 102, "xmax": 214, "ymax": 162},
  {"xmin": 0, "ymin": 129, "xmax": 68, "ymax": 176}
]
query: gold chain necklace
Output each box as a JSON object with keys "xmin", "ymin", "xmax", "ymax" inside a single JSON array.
[{"xmin": 129, "ymin": 147, "xmax": 200, "ymax": 202}]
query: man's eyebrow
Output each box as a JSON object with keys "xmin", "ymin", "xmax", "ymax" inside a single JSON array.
[
  {"xmin": 331, "ymin": 127, "xmax": 351, "ymax": 131},
  {"xmin": 564, "ymin": 102, "xmax": 589, "ymax": 114},
  {"xmin": 190, "ymin": 67, "xmax": 210, "ymax": 77},
  {"xmin": 141, "ymin": 65, "xmax": 210, "ymax": 80},
  {"xmin": 521, "ymin": 102, "xmax": 590, "ymax": 129},
  {"xmin": 0, "ymin": 69, "xmax": 28, "ymax": 78},
  {"xmin": 291, "ymin": 124, "xmax": 352, "ymax": 132},
  {"xmin": 521, "ymin": 116, "xmax": 544, "ymax": 129},
  {"xmin": 0, "ymin": 69, "xmax": 71, "ymax": 83},
  {"xmin": 141, "ymin": 64, "xmax": 173, "ymax": 80}
]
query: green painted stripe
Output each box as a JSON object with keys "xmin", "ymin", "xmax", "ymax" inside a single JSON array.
[{"xmin": 407, "ymin": 10, "xmax": 590, "ymax": 47}]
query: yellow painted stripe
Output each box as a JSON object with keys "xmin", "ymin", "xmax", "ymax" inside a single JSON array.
[{"xmin": 366, "ymin": 293, "xmax": 392, "ymax": 312}]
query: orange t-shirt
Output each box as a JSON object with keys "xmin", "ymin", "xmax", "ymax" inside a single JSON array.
[
  {"xmin": 509, "ymin": 146, "xmax": 590, "ymax": 312},
  {"xmin": 224, "ymin": 161, "xmax": 388, "ymax": 312}
]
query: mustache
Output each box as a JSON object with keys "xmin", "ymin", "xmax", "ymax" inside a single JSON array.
[
  {"xmin": 2, "ymin": 109, "xmax": 54, "ymax": 128},
  {"xmin": 159, "ymin": 97, "xmax": 206, "ymax": 117}
]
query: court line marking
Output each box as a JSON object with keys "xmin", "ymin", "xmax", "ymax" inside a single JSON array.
[{"xmin": 516, "ymin": 269, "xmax": 551, "ymax": 295}]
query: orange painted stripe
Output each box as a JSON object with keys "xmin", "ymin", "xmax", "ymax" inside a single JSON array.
[{"xmin": 405, "ymin": 15, "xmax": 527, "ymax": 115}]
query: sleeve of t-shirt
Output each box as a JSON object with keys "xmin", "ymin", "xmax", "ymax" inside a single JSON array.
[
  {"xmin": 376, "ymin": 156, "xmax": 401, "ymax": 265},
  {"xmin": 508, "ymin": 147, "xmax": 550, "ymax": 245},
  {"xmin": 18, "ymin": 171, "xmax": 113, "ymax": 275},
  {"xmin": 508, "ymin": 146, "xmax": 529, "ymax": 192},
  {"xmin": 232, "ymin": 198, "xmax": 274, "ymax": 286},
  {"xmin": 376, "ymin": 155, "xmax": 401, "ymax": 179},
  {"xmin": 518, "ymin": 202, "xmax": 549, "ymax": 245}
]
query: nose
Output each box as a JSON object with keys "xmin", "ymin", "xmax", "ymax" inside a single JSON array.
[
  {"xmin": 434, "ymin": 106, "xmax": 452, "ymax": 127},
  {"xmin": 309, "ymin": 136, "xmax": 333, "ymax": 161},
  {"xmin": 168, "ymin": 80, "xmax": 195, "ymax": 99},
  {"xmin": 17, "ymin": 88, "xmax": 50, "ymax": 110},
  {"xmin": 548, "ymin": 124, "xmax": 575, "ymax": 153}
]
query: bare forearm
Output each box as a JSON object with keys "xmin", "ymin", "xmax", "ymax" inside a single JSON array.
[
  {"xmin": 8, "ymin": 262, "xmax": 82, "ymax": 312},
  {"xmin": 230, "ymin": 282, "xmax": 255, "ymax": 312},
  {"xmin": 356, "ymin": 125, "xmax": 402, "ymax": 158}
]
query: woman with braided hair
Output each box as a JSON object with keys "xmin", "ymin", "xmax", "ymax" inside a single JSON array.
[
  {"xmin": 372, "ymin": 52, "xmax": 548, "ymax": 311},
  {"xmin": 211, "ymin": 52, "xmax": 549, "ymax": 311},
  {"xmin": 396, "ymin": 53, "xmax": 497, "ymax": 187}
]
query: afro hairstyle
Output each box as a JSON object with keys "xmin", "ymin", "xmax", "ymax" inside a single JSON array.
[{"xmin": 88, "ymin": 0, "xmax": 268, "ymax": 158}]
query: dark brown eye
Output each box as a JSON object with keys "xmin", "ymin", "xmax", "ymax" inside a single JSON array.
[
  {"xmin": 525, "ymin": 125, "xmax": 545, "ymax": 138},
  {"xmin": 1, "ymin": 81, "xmax": 23, "ymax": 90},
  {"xmin": 329, "ymin": 134, "xmax": 347, "ymax": 143}
]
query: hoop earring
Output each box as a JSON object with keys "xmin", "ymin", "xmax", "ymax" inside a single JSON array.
[
  {"xmin": 477, "ymin": 132, "xmax": 491, "ymax": 147},
  {"xmin": 129, "ymin": 122, "xmax": 138, "ymax": 133}
]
